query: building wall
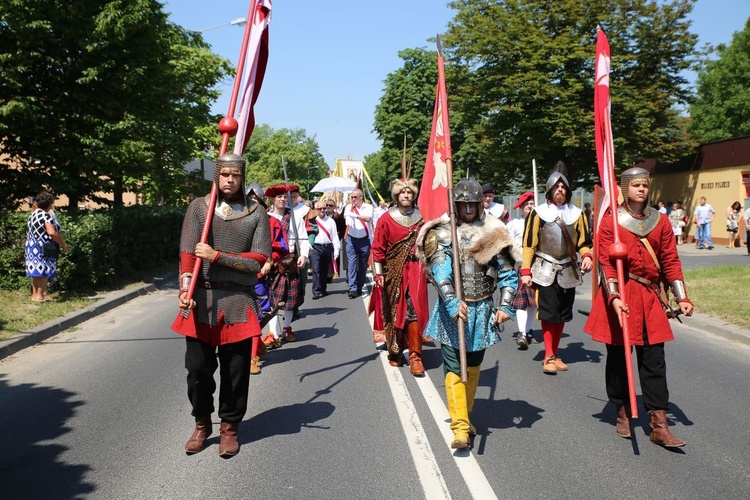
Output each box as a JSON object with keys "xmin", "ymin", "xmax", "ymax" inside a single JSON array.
[{"xmin": 650, "ymin": 164, "xmax": 750, "ymax": 244}]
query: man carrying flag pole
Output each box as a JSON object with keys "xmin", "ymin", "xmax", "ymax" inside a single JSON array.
[
  {"xmin": 417, "ymin": 37, "xmax": 517, "ymax": 449},
  {"xmin": 171, "ymin": 0, "xmax": 273, "ymax": 457},
  {"xmin": 584, "ymin": 27, "xmax": 693, "ymax": 447}
]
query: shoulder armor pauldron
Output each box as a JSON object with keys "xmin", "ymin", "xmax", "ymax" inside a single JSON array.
[{"xmin": 423, "ymin": 226, "xmax": 451, "ymax": 260}]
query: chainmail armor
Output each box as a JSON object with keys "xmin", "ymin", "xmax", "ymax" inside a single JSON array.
[{"xmin": 180, "ymin": 197, "xmax": 272, "ymax": 325}]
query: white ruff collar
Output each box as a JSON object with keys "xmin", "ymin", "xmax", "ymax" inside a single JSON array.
[{"xmin": 535, "ymin": 201, "xmax": 582, "ymax": 225}]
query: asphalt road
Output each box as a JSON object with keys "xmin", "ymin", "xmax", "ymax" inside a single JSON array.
[{"xmin": 1, "ymin": 244, "xmax": 748, "ymax": 499}]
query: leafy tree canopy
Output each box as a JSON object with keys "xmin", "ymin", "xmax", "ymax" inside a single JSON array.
[
  {"xmin": 0, "ymin": 0, "xmax": 232, "ymax": 209},
  {"xmin": 373, "ymin": 0, "xmax": 699, "ymax": 193},
  {"xmin": 689, "ymin": 17, "xmax": 750, "ymax": 143}
]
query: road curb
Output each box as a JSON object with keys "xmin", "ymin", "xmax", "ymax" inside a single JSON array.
[{"xmin": 0, "ymin": 281, "xmax": 160, "ymax": 362}]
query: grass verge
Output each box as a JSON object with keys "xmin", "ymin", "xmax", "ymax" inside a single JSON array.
[
  {"xmin": 0, "ymin": 265, "xmax": 173, "ymax": 342},
  {"xmin": 683, "ymin": 265, "xmax": 750, "ymax": 330}
]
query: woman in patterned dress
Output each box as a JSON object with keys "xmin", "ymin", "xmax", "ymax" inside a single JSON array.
[{"xmin": 25, "ymin": 191, "xmax": 67, "ymax": 302}]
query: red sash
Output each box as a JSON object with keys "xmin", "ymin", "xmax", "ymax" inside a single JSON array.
[
  {"xmin": 317, "ymin": 216, "xmax": 333, "ymax": 242},
  {"xmin": 351, "ymin": 205, "xmax": 369, "ymax": 238}
]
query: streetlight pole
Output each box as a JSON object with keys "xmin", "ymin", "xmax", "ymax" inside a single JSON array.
[
  {"xmin": 307, "ymin": 165, "xmax": 319, "ymax": 195},
  {"xmin": 198, "ymin": 17, "xmax": 247, "ymax": 33}
]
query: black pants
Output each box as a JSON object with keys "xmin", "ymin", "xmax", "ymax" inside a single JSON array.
[
  {"xmin": 605, "ymin": 341, "xmax": 669, "ymax": 412},
  {"xmin": 310, "ymin": 243, "xmax": 333, "ymax": 295},
  {"xmin": 746, "ymin": 229, "xmax": 750, "ymax": 254},
  {"xmin": 185, "ymin": 336, "xmax": 252, "ymax": 422},
  {"xmin": 536, "ymin": 281, "xmax": 575, "ymax": 323}
]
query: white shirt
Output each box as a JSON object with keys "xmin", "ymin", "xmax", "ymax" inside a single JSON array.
[
  {"xmin": 344, "ymin": 202, "xmax": 374, "ymax": 239},
  {"xmin": 314, "ymin": 214, "xmax": 341, "ymax": 259},
  {"xmin": 694, "ymin": 204, "xmax": 715, "ymax": 224},
  {"xmin": 506, "ymin": 216, "xmax": 526, "ymax": 248}
]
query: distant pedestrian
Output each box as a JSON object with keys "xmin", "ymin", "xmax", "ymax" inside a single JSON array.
[
  {"xmin": 745, "ymin": 205, "xmax": 750, "ymax": 255},
  {"xmin": 726, "ymin": 201, "xmax": 741, "ymax": 248},
  {"xmin": 25, "ymin": 190, "xmax": 67, "ymax": 302},
  {"xmin": 693, "ymin": 196, "xmax": 715, "ymax": 250}
]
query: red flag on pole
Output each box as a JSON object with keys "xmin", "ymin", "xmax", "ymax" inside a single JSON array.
[
  {"xmin": 594, "ymin": 27, "xmax": 638, "ymax": 418},
  {"xmin": 418, "ymin": 53, "xmax": 451, "ymax": 222},
  {"xmin": 594, "ymin": 27, "xmax": 616, "ymax": 232},
  {"xmin": 233, "ymin": 0, "xmax": 272, "ymax": 155}
]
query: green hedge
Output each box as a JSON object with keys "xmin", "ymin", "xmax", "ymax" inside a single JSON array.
[{"xmin": 0, "ymin": 206, "xmax": 185, "ymax": 292}]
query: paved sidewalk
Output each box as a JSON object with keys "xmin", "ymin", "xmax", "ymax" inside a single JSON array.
[{"xmin": 0, "ymin": 273, "xmax": 177, "ymax": 361}]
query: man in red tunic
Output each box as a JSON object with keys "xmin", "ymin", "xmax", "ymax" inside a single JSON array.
[
  {"xmin": 584, "ymin": 167, "xmax": 693, "ymax": 448},
  {"xmin": 371, "ymin": 178, "xmax": 429, "ymax": 376},
  {"xmin": 172, "ymin": 153, "xmax": 271, "ymax": 457}
]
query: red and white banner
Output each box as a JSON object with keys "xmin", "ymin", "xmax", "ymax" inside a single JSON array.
[
  {"xmin": 418, "ymin": 52, "xmax": 451, "ymax": 222},
  {"xmin": 233, "ymin": 0, "xmax": 272, "ymax": 155},
  {"xmin": 594, "ymin": 27, "xmax": 616, "ymax": 233}
]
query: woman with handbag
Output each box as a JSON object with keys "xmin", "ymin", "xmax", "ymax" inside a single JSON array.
[
  {"xmin": 25, "ymin": 190, "xmax": 67, "ymax": 302},
  {"xmin": 726, "ymin": 201, "xmax": 741, "ymax": 248}
]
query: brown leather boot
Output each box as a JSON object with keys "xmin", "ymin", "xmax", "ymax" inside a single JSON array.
[
  {"xmin": 185, "ymin": 416, "xmax": 212, "ymax": 454},
  {"xmin": 616, "ymin": 406, "xmax": 632, "ymax": 439},
  {"xmin": 649, "ymin": 410, "xmax": 685, "ymax": 448},
  {"xmin": 407, "ymin": 322, "xmax": 425, "ymax": 377},
  {"xmin": 218, "ymin": 421, "xmax": 240, "ymax": 457}
]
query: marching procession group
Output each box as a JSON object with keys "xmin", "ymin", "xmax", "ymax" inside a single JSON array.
[{"xmin": 170, "ymin": 153, "xmax": 693, "ymax": 457}]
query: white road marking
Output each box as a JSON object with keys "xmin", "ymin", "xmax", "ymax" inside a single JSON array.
[{"xmin": 363, "ymin": 292, "xmax": 497, "ymax": 500}]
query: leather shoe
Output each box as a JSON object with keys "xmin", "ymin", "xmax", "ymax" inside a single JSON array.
[
  {"xmin": 348, "ymin": 292, "xmax": 357, "ymax": 299},
  {"xmin": 185, "ymin": 416, "xmax": 212, "ymax": 454},
  {"xmin": 218, "ymin": 421, "xmax": 240, "ymax": 457}
]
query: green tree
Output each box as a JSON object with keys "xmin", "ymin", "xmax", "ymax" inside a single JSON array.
[
  {"xmin": 0, "ymin": 0, "xmax": 231, "ymax": 209},
  {"xmin": 242, "ymin": 125, "xmax": 328, "ymax": 199},
  {"xmin": 442, "ymin": 0, "xmax": 699, "ymax": 188},
  {"xmin": 371, "ymin": 47, "xmax": 469, "ymax": 195},
  {"xmin": 689, "ymin": 18, "xmax": 750, "ymax": 143}
]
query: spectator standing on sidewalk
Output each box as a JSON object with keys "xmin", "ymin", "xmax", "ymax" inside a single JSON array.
[
  {"xmin": 744, "ymin": 204, "xmax": 750, "ymax": 255},
  {"xmin": 693, "ymin": 196, "xmax": 715, "ymax": 250},
  {"xmin": 172, "ymin": 153, "xmax": 271, "ymax": 457},
  {"xmin": 726, "ymin": 201, "xmax": 741, "ymax": 248}
]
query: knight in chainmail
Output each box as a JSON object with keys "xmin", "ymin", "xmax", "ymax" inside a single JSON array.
[
  {"xmin": 584, "ymin": 167, "xmax": 693, "ymax": 448},
  {"xmin": 416, "ymin": 178, "xmax": 519, "ymax": 450},
  {"xmin": 371, "ymin": 177, "xmax": 429, "ymax": 377},
  {"xmin": 520, "ymin": 161, "xmax": 593, "ymax": 375},
  {"xmin": 172, "ymin": 153, "xmax": 272, "ymax": 457}
]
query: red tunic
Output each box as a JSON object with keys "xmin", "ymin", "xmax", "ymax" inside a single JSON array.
[
  {"xmin": 584, "ymin": 210, "xmax": 686, "ymax": 346},
  {"xmin": 371, "ymin": 211, "xmax": 429, "ymax": 331}
]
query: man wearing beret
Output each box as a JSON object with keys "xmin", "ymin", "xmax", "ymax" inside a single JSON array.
[{"xmin": 482, "ymin": 184, "xmax": 509, "ymax": 223}]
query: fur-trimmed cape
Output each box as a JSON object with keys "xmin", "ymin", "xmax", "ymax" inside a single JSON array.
[{"xmin": 416, "ymin": 215, "xmax": 521, "ymax": 267}]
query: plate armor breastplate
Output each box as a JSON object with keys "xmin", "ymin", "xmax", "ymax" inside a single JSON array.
[
  {"xmin": 531, "ymin": 218, "xmax": 582, "ymax": 288},
  {"xmin": 460, "ymin": 256, "xmax": 497, "ymax": 302}
]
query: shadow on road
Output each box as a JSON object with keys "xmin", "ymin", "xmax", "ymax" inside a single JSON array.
[{"xmin": 0, "ymin": 374, "xmax": 94, "ymax": 498}]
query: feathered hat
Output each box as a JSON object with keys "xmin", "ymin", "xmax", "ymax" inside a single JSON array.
[{"xmin": 390, "ymin": 133, "xmax": 419, "ymax": 201}]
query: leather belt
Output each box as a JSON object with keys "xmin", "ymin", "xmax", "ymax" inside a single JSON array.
[
  {"xmin": 197, "ymin": 281, "xmax": 253, "ymax": 291},
  {"xmin": 628, "ymin": 272, "xmax": 657, "ymax": 289}
]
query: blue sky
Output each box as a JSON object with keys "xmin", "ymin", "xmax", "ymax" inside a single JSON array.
[{"xmin": 164, "ymin": 0, "xmax": 750, "ymax": 169}]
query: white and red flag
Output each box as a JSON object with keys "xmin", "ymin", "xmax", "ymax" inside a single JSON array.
[
  {"xmin": 233, "ymin": 0, "xmax": 272, "ymax": 155},
  {"xmin": 418, "ymin": 51, "xmax": 451, "ymax": 222},
  {"xmin": 594, "ymin": 27, "xmax": 616, "ymax": 232}
]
